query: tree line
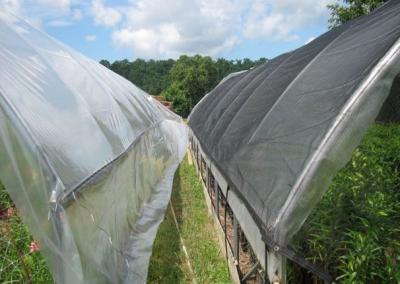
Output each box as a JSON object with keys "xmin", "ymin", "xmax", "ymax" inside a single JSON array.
[{"xmin": 100, "ymin": 56, "xmax": 267, "ymax": 117}]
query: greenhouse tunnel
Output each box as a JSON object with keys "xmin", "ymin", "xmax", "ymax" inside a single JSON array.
[
  {"xmin": 188, "ymin": 0, "xmax": 400, "ymax": 281},
  {"xmin": 0, "ymin": 12, "xmax": 187, "ymax": 284}
]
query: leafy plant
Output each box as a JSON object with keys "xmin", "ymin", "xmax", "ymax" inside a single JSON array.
[{"xmin": 290, "ymin": 124, "xmax": 400, "ymax": 283}]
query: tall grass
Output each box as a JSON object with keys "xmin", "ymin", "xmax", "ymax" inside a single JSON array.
[{"xmin": 290, "ymin": 124, "xmax": 400, "ymax": 283}]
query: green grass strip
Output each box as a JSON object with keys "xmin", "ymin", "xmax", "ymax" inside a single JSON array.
[{"xmin": 149, "ymin": 156, "xmax": 231, "ymax": 283}]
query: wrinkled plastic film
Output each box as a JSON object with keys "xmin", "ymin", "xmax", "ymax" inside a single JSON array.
[
  {"xmin": 0, "ymin": 101, "xmax": 83, "ymax": 283},
  {"xmin": 0, "ymin": 13, "xmax": 187, "ymax": 284}
]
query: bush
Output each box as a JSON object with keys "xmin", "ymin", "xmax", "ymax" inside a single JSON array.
[{"xmin": 290, "ymin": 124, "xmax": 400, "ymax": 283}]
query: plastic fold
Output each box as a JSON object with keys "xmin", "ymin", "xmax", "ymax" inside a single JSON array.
[{"xmin": 0, "ymin": 13, "xmax": 187, "ymax": 284}]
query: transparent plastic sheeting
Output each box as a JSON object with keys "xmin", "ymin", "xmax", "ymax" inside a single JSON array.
[
  {"xmin": 189, "ymin": 0, "xmax": 400, "ymax": 248},
  {"xmin": 0, "ymin": 13, "xmax": 188, "ymax": 284}
]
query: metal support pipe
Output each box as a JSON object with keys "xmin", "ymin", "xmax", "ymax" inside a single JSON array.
[
  {"xmin": 233, "ymin": 215, "xmax": 240, "ymax": 263},
  {"xmin": 208, "ymin": 171, "xmax": 211, "ymax": 195},
  {"xmin": 200, "ymin": 159, "xmax": 204, "ymax": 181},
  {"xmin": 265, "ymin": 244, "xmax": 269, "ymax": 284},
  {"xmin": 215, "ymin": 181, "xmax": 219, "ymax": 218},
  {"xmin": 195, "ymin": 144, "xmax": 198, "ymax": 167}
]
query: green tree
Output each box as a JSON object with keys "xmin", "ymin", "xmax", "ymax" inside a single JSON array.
[
  {"xmin": 328, "ymin": 0, "xmax": 387, "ymax": 28},
  {"xmin": 99, "ymin": 59, "xmax": 111, "ymax": 69},
  {"xmin": 100, "ymin": 58, "xmax": 175, "ymax": 95},
  {"xmin": 215, "ymin": 58, "xmax": 233, "ymax": 81},
  {"xmin": 163, "ymin": 55, "xmax": 267, "ymax": 117},
  {"xmin": 111, "ymin": 59, "xmax": 131, "ymax": 79},
  {"xmin": 162, "ymin": 55, "xmax": 218, "ymax": 117}
]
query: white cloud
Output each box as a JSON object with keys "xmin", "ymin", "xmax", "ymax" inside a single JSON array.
[
  {"xmin": 110, "ymin": 0, "xmax": 335, "ymax": 58},
  {"xmin": 85, "ymin": 34, "xmax": 97, "ymax": 41},
  {"xmin": 1, "ymin": 0, "xmax": 335, "ymax": 59},
  {"xmin": 72, "ymin": 9, "xmax": 83, "ymax": 21},
  {"xmin": 0, "ymin": 0, "xmax": 44, "ymax": 28},
  {"xmin": 1, "ymin": 0, "xmax": 21, "ymax": 15},
  {"xmin": 112, "ymin": 0, "xmax": 243, "ymax": 58},
  {"xmin": 0, "ymin": 0, "xmax": 21, "ymax": 25},
  {"xmin": 36, "ymin": 0, "xmax": 70, "ymax": 12},
  {"xmin": 47, "ymin": 20, "xmax": 72, "ymax": 27},
  {"xmin": 243, "ymin": 0, "xmax": 334, "ymax": 41},
  {"xmin": 91, "ymin": 0, "xmax": 121, "ymax": 27},
  {"xmin": 1, "ymin": 0, "xmax": 82, "ymax": 29}
]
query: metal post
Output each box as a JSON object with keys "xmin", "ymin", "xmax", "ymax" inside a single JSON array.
[
  {"xmin": 200, "ymin": 158, "xmax": 204, "ymax": 181},
  {"xmin": 207, "ymin": 169, "xmax": 210, "ymax": 195},
  {"xmin": 195, "ymin": 144, "xmax": 198, "ymax": 168},
  {"xmin": 265, "ymin": 244, "xmax": 269, "ymax": 284},
  {"xmin": 215, "ymin": 181, "xmax": 219, "ymax": 218},
  {"xmin": 233, "ymin": 215, "xmax": 239, "ymax": 264}
]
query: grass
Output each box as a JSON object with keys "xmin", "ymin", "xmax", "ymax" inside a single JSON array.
[
  {"xmin": 0, "ymin": 156, "xmax": 230, "ymax": 283},
  {"xmin": 147, "ymin": 204, "xmax": 191, "ymax": 283},
  {"xmin": 148, "ymin": 155, "xmax": 231, "ymax": 283}
]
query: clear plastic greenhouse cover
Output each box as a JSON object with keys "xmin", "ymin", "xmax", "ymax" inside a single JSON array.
[
  {"xmin": 0, "ymin": 12, "xmax": 187, "ymax": 284},
  {"xmin": 189, "ymin": 0, "xmax": 400, "ymax": 251}
]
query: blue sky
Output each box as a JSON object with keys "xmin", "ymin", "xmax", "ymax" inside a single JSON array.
[{"xmin": 2, "ymin": 0, "xmax": 336, "ymax": 62}]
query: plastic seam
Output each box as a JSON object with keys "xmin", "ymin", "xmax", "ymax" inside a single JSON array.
[{"xmin": 61, "ymin": 119, "xmax": 168, "ymax": 206}]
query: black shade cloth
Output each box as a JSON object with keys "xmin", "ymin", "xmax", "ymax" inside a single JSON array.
[{"xmin": 189, "ymin": 0, "xmax": 400, "ymax": 248}]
